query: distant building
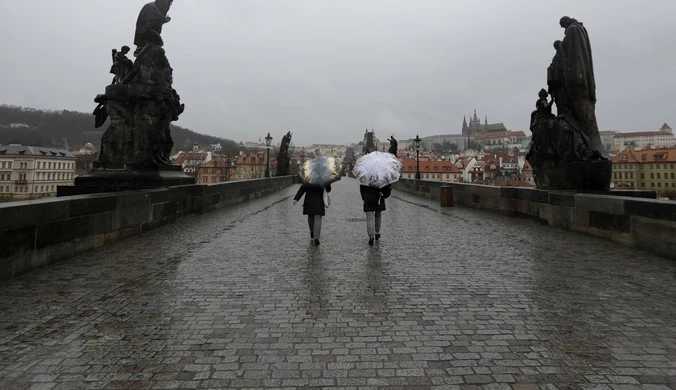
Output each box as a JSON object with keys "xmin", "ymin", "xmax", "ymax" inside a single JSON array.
[
  {"xmin": 474, "ymin": 131, "xmax": 528, "ymax": 151},
  {"xmin": 612, "ymin": 147, "xmax": 676, "ymax": 192},
  {"xmin": 0, "ymin": 145, "xmax": 76, "ymax": 200},
  {"xmin": 454, "ymin": 156, "xmax": 484, "ymax": 182},
  {"xmin": 521, "ymin": 160, "xmax": 534, "ymax": 185},
  {"xmin": 78, "ymin": 143, "xmax": 96, "ymax": 155},
  {"xmin": 234, "ymin": 151, "xmax": 269, "ymax": 180},
  {"xmin": 172, "ymin": 151, "xmax": 213, "ymax": 176},
  {"xmin": 400, "ymin": 158, "xmax": 463, "ymax": 182},
  {"xmin": 613, "ymin": 124, "xmax": 676, "ymax": 150},
  {"xmin": 242, "ymin": 141, "xmax": 267, "ymax": 150},
  {"xmin": 197, "ymin": 156, "xmax": 236, "ymax": 184},
  {"xmin": 462, "ymin": 109, "xmax": 507, "ymax": 136},
  {"xmin": 422, "ymin": 134, "xmax": 466, "ymax": 151},
  {"xmin": 599, "ymin": 131, "xmax": 619, "ymax": 152}
]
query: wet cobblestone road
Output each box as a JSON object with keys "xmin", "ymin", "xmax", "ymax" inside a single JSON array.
[{"xmin": 1, "ymin": 179, "xmax": 675, "ymax": 390}]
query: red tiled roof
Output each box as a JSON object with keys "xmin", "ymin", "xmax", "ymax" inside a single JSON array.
[
  {"xmin": 201, "ymin": 156, "xmax": 232, "ymax": 167},
  {"xmin": 613, "ymin": 147, "xmax": 676, "ymax": 163},
  {"xmin": 172, "ymin": 155, "xmax": 186, "ymax": 165},
  {"xmin": 400, "ymin": 158, "xmax": 462, "ymax": 174}
]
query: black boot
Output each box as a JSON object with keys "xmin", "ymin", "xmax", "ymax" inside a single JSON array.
[{"xmin": 368, "ymin": 237, "xmax": 374, "ymax": 246}]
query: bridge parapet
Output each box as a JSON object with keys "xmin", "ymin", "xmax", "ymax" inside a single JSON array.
[
  {"xmin": 393, "ymin": 179, "xmax": 676, "ymax": 260},
  {"xmin": 0, "ymin": 176, "xmax": 295, "ymax": 280}
]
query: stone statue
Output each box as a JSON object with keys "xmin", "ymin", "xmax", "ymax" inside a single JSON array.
[
  {"xmin": 547, "ymin": 40, "xmax": 562, "ymax": 105},
  {"xmin": 526, "ymin": 17, "xmax": 611, "ymax": 191},
  {"xmin": 134, "ymin": 0, "xmax": 172, "ymax": 56},
  {"xmin": 276, "ymin": 131, "xmax": 292, "ymax": 176},
  {"xmin": 110, "ymin": 46, "xmax": 133, "ymax": 84},
  {"xmin": 77, "ymin": 0, "xmax": 191, "ymax": 192},
  {"xmin": 388, "ymin": 135, "xmax": 397, "ymax": 155}
]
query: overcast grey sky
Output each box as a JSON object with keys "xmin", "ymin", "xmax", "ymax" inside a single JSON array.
[{"xmin": 1, "ymin": 0, "xmax": 674, "ymax": 145}]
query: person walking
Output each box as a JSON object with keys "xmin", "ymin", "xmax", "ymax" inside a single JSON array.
[
  {"xmin": 293, "ymin": 184, "xmax": 332, "ymax": 246},
  {"xmin": 360, "ymin": 184, "xmax": 391, "ymax": 245}
]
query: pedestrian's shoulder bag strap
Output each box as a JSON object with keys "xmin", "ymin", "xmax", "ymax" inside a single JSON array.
[{"xmin": 323, "ymin": 190, "xmax": 330, "ymax": 208}]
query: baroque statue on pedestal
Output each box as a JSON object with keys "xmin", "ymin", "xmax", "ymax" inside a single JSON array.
[
  {"xmin": 92, "ymin": 0, "xmax": 184, "ymax": 169},
  {"xmin": 526, "ymin": 16, "xmax": 611, "ymax": 191},
  {"xmin": 63, "ymin": 0, "xmax": 194, "ymax": 195}
]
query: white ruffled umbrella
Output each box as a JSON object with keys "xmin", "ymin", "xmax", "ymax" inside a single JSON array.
[{"xmin": 352, "ymin": 151, "xmax": 402, "ymax": 188}]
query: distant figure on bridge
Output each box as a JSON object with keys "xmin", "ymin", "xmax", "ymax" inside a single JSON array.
[
  {"xmin": 293, "ymin": 183, "xmax": 332, "ymax": 246},
  {"xmin": 360, "ymin": 184, "xmax": 392, "ymax": 245}
]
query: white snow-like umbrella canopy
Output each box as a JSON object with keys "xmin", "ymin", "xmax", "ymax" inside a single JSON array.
[{"xmin": 352, "ymin": 151, "xmax": 402, "ymax": 188}]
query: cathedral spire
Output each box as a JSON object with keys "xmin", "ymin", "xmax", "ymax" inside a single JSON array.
[{"xmin": 473, "ymin": 108, "xmax": 478, "ymax": 120}]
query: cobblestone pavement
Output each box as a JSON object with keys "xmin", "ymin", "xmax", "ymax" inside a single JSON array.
[{"xmin": 1, "ymin": 179, "xmax": 675, "ymax": 390}]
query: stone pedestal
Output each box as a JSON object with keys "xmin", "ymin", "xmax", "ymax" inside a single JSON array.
[
  {"xmin": 58, "ymin": 164, "xmax": 195, "ymax": 196},
  {"xmin": 531, "ymin": 159, "xmax": 612, "ymax": 191}
]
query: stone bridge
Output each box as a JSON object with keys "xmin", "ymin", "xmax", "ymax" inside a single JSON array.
[{"xmin": 1, "ymin": 179, "xmax": 675, "ymax": 389}]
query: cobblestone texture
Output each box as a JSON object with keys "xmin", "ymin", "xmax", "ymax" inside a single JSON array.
[{"xmin": 0, "ymin": 179, "xmax": 675, "ymax": 389}]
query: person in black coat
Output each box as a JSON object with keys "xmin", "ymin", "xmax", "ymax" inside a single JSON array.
[
  {"xmin": 360, "ymin": 184, "xmax": 392, "ymax": 245},
  {"xmin": 293, "ymin": 184, "xmax": 332, "ymax": 245}
]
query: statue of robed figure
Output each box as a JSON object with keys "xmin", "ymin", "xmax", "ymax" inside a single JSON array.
[
  {"xmin": 526, "ymin": 16, "xmax": 611, "ymax": 191},
  {"xmin": 388, "ymin": 135, "xmax": 398, "ymax": 156},
  {"xmin": 276, "ymin": 131, "xmax": 292, "ymax": 176}
]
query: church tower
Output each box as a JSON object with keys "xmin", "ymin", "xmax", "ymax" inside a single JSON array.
[
  {"xmin": 469, "ymin": 109, "xmax": 481, "ymax": 135},
  {"xmin": 462, "ymin": 116, "xmax": 468, "ymax": 135}
]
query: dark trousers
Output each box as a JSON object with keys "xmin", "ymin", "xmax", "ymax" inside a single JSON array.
[{"xmin": 308, "ymin": 215, "xmax": 322, "ymax": 239}]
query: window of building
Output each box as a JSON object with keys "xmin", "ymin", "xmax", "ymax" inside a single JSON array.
[
  {"xmin": 8, "ymin": 162, "xmax": 12, "ymax": 169},
  {"xmin": 41, "ymin": 185, "xmax": 44, "ymax": 192},
  {"xmin": 671, "ymin": 173, "xmax": 675, "ymax": 179},
  {"xmin": 641, "ymin": 173, "xmax": 644, "ymax": 179},
  {"xmin": 1, "ymin": 162, "xmax": 4, "ymax": 168},
  {"xmin": 657, "ymin": 173, "xmax": 661, "ymax": 179},
  {"xmin": 658, "ymin": 183, "xmax": 662, "ymax": 188},
  {"xmin": 651, "ymin": 173, "xmax": 654, "ymax": 179},
  {"xmin": 0, "ymin": 186, "xmax": 3, "ymax": 193}
]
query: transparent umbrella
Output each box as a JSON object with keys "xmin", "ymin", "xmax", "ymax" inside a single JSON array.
[
  {"xmin": 298, "ymin": 156, "xmax": 344, "ymax": 187},
  {"xmin": 352, "ymin": 151, "xmax": 402, "ymax": 188}
]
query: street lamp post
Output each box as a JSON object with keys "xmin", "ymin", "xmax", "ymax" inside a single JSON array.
[
  {"xmin": 265, "ymin": 133, "xmax": 273, "ymax": 178},
  {"xmin": 414, "ymin": 134, "xmax": 421, "ymax": 180}
]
